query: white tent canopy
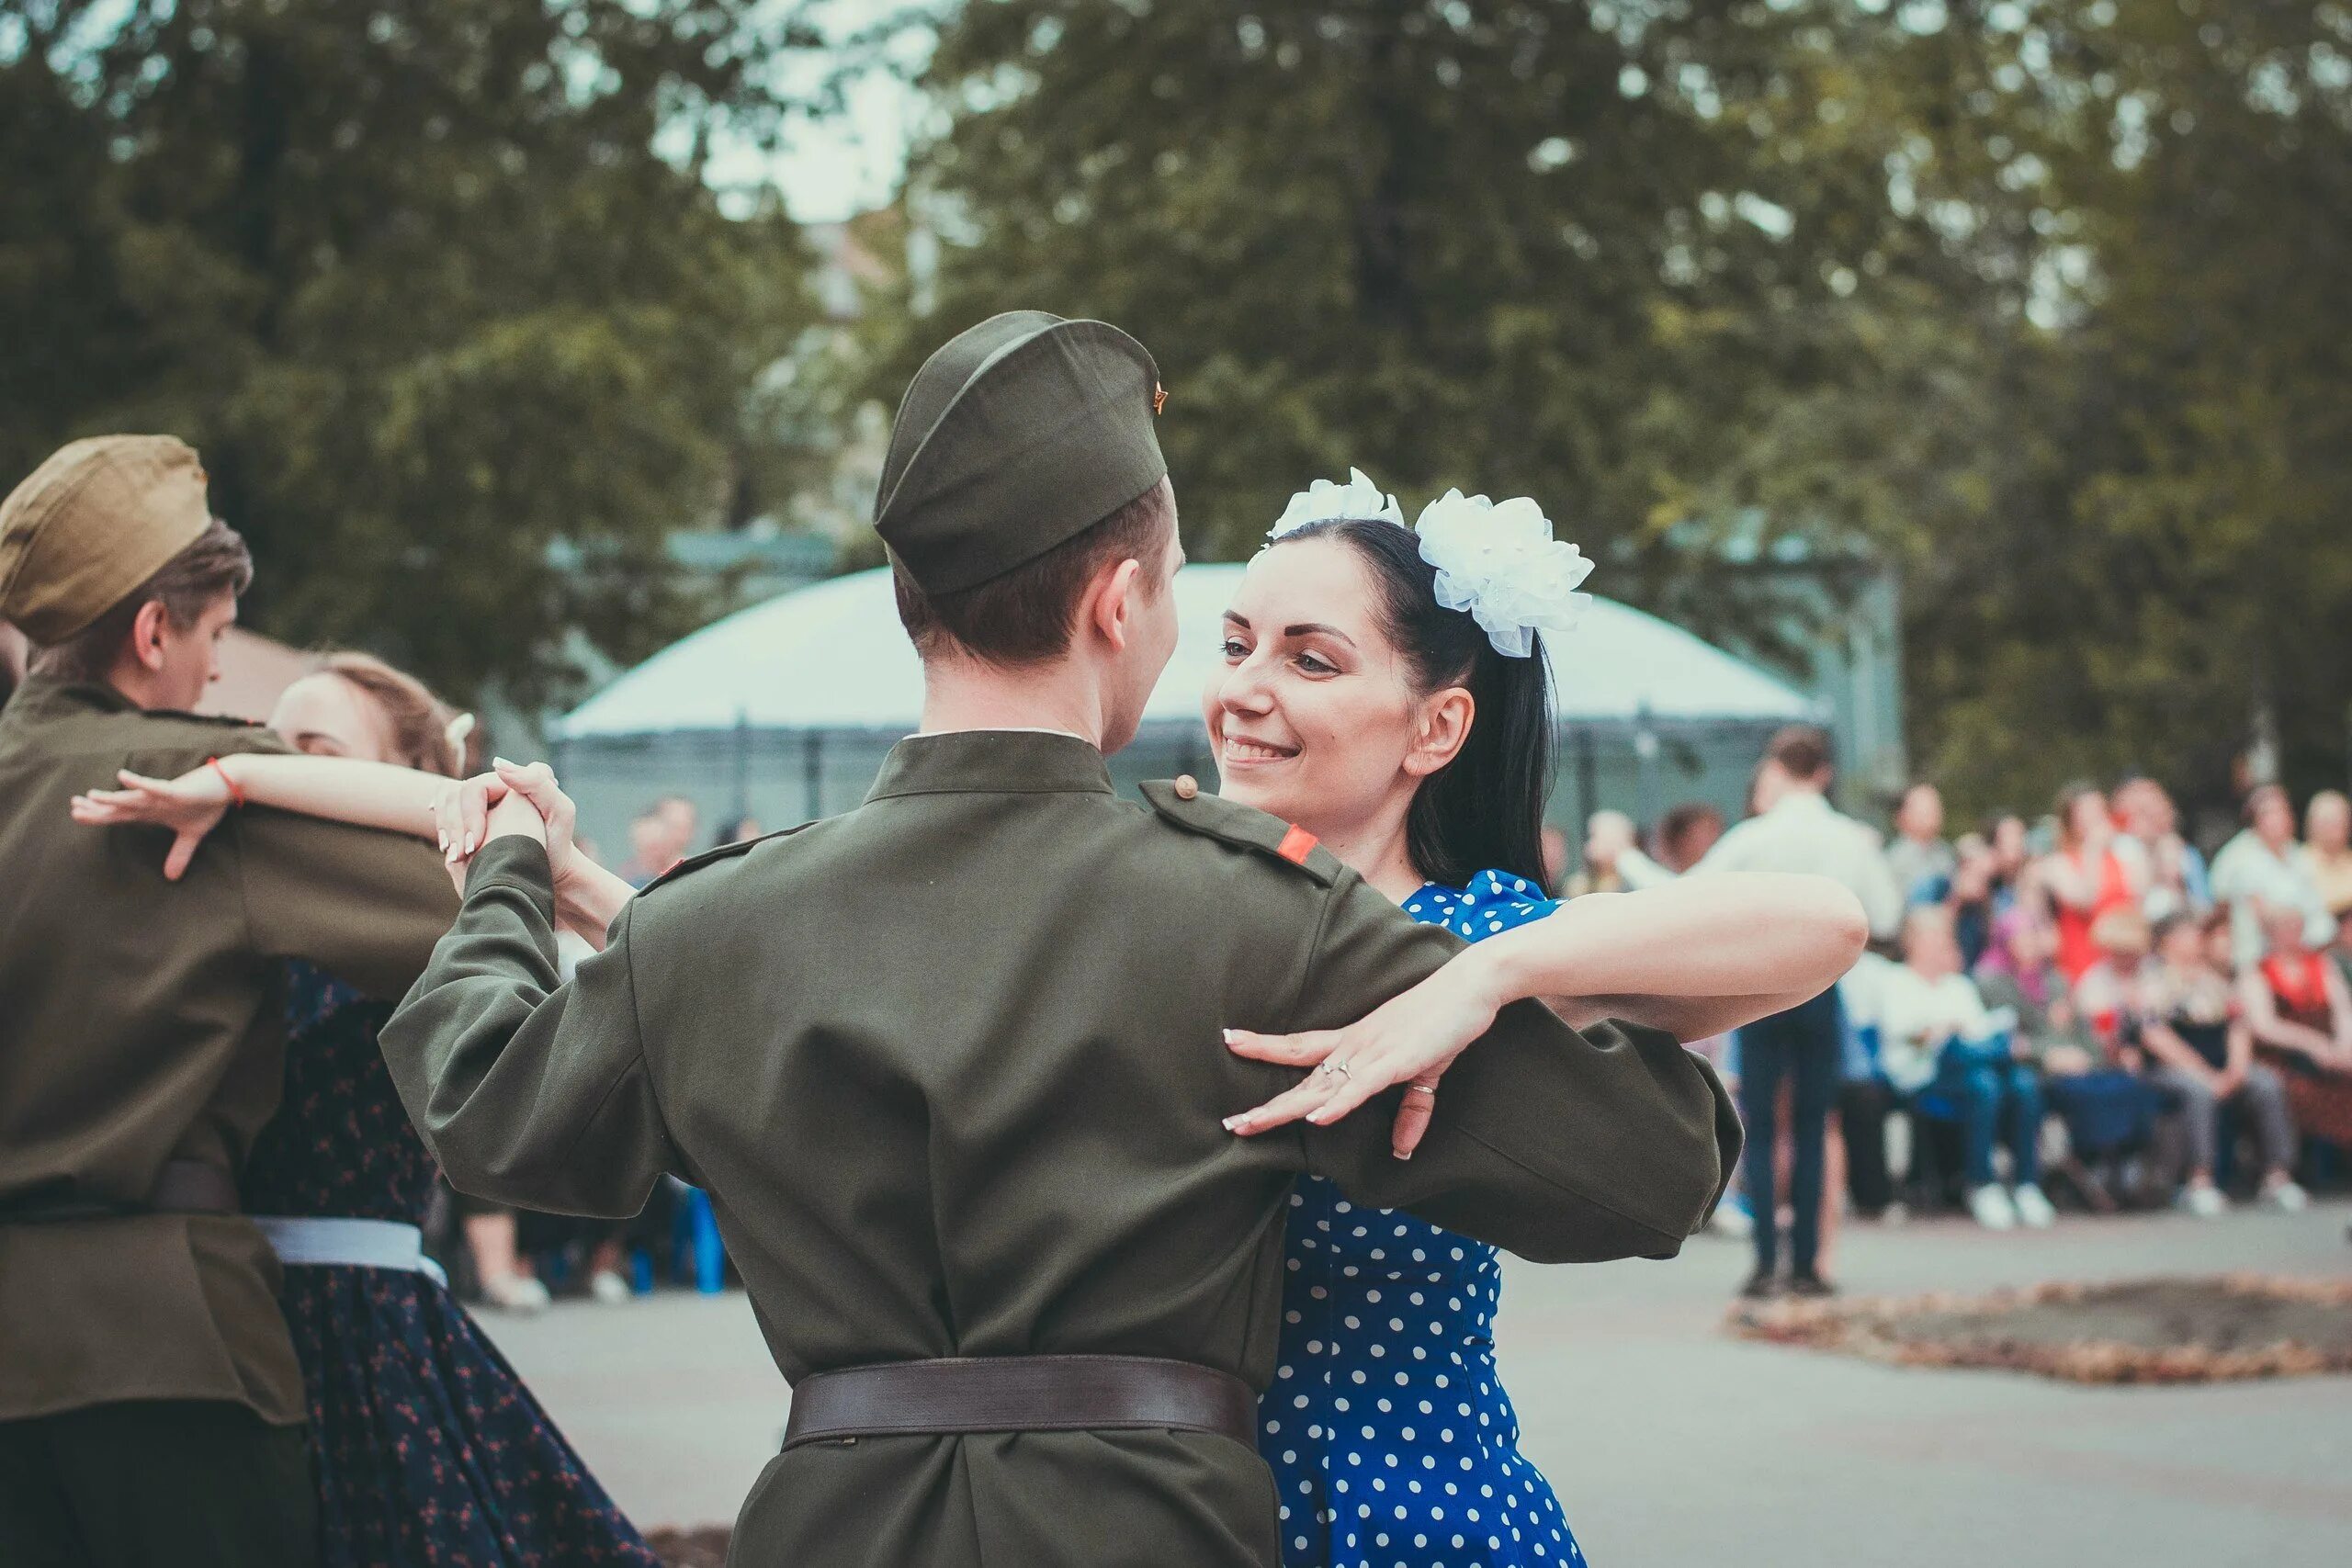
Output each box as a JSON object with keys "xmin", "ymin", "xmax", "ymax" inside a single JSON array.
[{"xmin": 557, "ymin": 564, "xmax": 1815, "ymax": 740}]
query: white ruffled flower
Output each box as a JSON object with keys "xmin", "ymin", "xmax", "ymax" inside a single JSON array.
[
  {"xmin": 1266, "ymin": 467, "xmax": 1405, "ymax": 540},
  {"xmin": 1412, "ymin": 489, "xmax": 1593, "ymax": 658}
]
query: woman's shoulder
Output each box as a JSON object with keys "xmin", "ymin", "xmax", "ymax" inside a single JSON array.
[{"xmin": 1402, "ymin": 868, "xmax": 1556, "ymax": 941}]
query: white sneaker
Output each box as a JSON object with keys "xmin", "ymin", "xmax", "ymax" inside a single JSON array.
[
  {"xmin": 1707, "ymin": 1203, "xmax": 1754, "ymax": 1239},
  {"xmin": 2179, "ymin": 1183, "xmax": 2227, "ymax": 1218},
  {"xmin": 1968, "ymin": 1185, "xmax": 2018, "ymax": 1230},
  {"xmin": 2263, "ymin": 1179, "xmax": 2310, "ymax": 1213},
  {"xmin": 2011, "ymin": 1184, "xmax": 2056, "ymax": 1229},
  {"xmin": 481, "ymin": 1272, "xmax": 552, "ymax": 1314},
  {"xmin": 589, "ymin": 1269, "xmax": 634, "ymax": 1304}
]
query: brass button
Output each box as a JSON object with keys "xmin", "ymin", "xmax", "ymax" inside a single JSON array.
[{"xmin": 1173, "ymin": 774, "xmax": 1199, "ymax": 800}]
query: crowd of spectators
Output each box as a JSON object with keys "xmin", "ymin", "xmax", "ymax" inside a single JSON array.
[
  {"xmin": 469, "ymin": 758, "xmax": 2352, "ymax": 1310},
  {"xmin": 1570, "ymin": 749, "xmax": 2352, "ymax": 1293}
]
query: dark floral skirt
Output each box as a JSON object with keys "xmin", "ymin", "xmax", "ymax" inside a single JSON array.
[{"xmin": 282, "ymin": 1263, "xmax": 660, "ymax": 1568}]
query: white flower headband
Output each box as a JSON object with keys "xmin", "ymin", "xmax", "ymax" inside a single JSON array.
[{"xmin": 1266, "ymin": 468, "xmax": 1593, "ymax": 658}]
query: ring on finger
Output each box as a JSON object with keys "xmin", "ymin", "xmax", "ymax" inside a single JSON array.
[
  {"xmin": 1405, "ymin": 1084, "xmax": 1437, "ymax": 1099},
  {"xmin": 1328, "ymin": 1061, "xmax": 1353, "ymax": 1082}
]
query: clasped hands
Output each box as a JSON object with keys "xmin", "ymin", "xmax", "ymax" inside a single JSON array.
[{"xmin": 437, "ymin": 760, "xmax": 628, "ymax": 943}]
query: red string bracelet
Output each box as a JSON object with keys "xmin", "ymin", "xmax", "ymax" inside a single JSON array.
[{"xmin": 206, "ymin": 757, "xmax": 247, "ymax": 807}]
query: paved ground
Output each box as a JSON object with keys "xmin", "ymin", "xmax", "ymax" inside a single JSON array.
[{"xmin": 483, "ymin": 1201, "xmax": 2352, "ymax": 1567}]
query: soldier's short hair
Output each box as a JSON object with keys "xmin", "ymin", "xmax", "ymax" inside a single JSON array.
[
  {"xmin": 31, "ymin": 517, "xmax": 254, "ymax": 684},
  {"xmin": 890, "ymin": 479, "xmax": 1174, "ymax": 669}
]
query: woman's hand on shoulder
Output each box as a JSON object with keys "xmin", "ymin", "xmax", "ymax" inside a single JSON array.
[
  {"xmin": 69, "ymin": 765, "xmax": 234, "ymax": 881},
  {"xmin": 1223, "ymin": 947, "xmax": 1508, "ymax": 1159}
]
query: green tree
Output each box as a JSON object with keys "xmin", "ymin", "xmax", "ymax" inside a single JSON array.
[
  {"xmin": 883, "ymin": 0, "xmax": 2352, "ymax": 818},
  {"xmin": 0, "ymin": 0, "xmax": 826, "ymax": 709},
  {"xmin": 1905, "ymin": 0, "xmax": 2352, "ymax": 818}
]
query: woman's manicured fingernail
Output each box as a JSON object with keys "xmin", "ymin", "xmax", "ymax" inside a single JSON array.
[
  {"xmin": 1222, "ymin": 1116, "xmax": 1244, "ymax": 1133},
  {"xmin": 1223, "ymin": 1029, "xmax": 1240, "ymax": 1043},
  {"xmin": 1394, "ymin": 1148, "xmax": 1413, "ymax": 1161},
  {"xmin": 493, "ymin": 756, "xmax": 514, "ymax": 768},
  {"xmin": 1307, "ymin": 1109, "xmax": 1332, "ymax": 1124},
  {"xmin": 464, "ymin": 834, "xmax": 477, "ymax": 854}
]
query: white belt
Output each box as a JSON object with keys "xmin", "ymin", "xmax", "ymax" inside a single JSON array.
[{"xmin": 252, "ymin": 1216, "xmax": 448, "ymax": 1288}]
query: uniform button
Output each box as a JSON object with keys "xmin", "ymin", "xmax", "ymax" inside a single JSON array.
[{"xmin": 1173, "ymin": 774, "xmax": 1200, "ymax": 800}]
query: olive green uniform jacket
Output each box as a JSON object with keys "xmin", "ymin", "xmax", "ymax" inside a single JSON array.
[
  {"xmin": 382, "ymin": 730, "xmax": 1738, "ymax": 1567},
  {"xmin": 0, "ymin": 674, "xmax": 455, "ymax": 1425}
]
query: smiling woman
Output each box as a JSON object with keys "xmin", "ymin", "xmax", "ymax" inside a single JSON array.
[
  {"xmin": 1207, "ymin": 514, "xmax": 1560, "ymax": 895},
  {"xmin": 1215, "ymin": 469, "xmax": 1862, "ymax": 1568}
]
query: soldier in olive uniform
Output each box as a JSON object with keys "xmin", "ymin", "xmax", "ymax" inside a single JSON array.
[
  {"xmin": 0, "ymin": 438, "xmax": 457, "ymax": 1567},
  {"xmin": 383, "ymin": 312, "xmax": 1738, "ymax": 1567}
]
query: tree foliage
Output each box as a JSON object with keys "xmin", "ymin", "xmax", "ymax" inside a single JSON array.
[
  {"xmin": 887, "ymin": 0, "xmax": 2352, "ymax": 818},
  {"xmin": 0, "ymin": 0, "xmax": 826, "ymax": 708}
]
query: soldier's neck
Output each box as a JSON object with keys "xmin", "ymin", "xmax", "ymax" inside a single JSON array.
[{"xmin": 918, "ymin": 661, "xmax": 1110, "ymax": 750}]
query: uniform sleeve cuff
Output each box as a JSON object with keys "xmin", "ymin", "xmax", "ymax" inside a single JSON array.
[{"xmin": 464, "ymin": 835, "xmax": 555, "ymax": 908}]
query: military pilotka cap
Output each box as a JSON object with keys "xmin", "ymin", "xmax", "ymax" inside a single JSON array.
[
  {"xmin": 0, "ymin": 435, "xmax": 213, "ymax": 645},
  {"xmin": 875, "ymin": 310, "xmax": 1168, "ymax": 594}
]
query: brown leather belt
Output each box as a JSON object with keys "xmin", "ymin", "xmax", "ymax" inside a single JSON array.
[
  {"xmin": 783, "ymin": 1355, "xmax": 1259, "ymax": 1452},
  {"xmin": 0, "ymin": 1160, "xmax": 240, "ymax": 1224}
]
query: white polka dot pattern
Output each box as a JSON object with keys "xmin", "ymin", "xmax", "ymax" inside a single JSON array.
[{"xmin": 1260, "ymin": 872, "xmax": 1586, "ymax": 1568}]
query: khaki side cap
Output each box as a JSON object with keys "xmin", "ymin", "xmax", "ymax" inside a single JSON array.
[{"xmin": 0, "ymin": 435, "xmax": 212, "ymax": 645}]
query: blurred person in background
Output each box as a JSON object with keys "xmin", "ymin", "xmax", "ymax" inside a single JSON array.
[
  {"xmin": 716, "ymin": 813, "xmax": 763, "ymax": 847},
  {"xmin": 2041, "ymin": 784, "xmax": 2143, "ymax": 984},
  {"xmin": 1654, "ymin": 800, "xmax": 1726, "ymax": 874},
  {"xmin": 2114, "ymin": 778, "xmax": 2211, "ymax": 921},
  {"xmin": 1875, "ymin": 907, "xmax": 2055, "ymax": 1230},
  {"xmin": 1986, "ymin": 812, "xmax": 2037, "ymax": 914},
  {"xmin": 2074, "ymin": 907, "xmax": 2154, "ymax": 1049},
  {"xmin": 2137, "ymin": 912, "xmax": 2305, "ymax": 1215},
  {"xmin": 617, "ymin": 801, "xmax": 684, "ymax": 887},
  {"xmin": 2302, "ymin": 791, "xmax": 2352, "ymax": 949},
  {"xmin": 2211, "ymin": 784, "xmax": 2336, "ymax": 968},
  {"xmin": 1565, "ymin": 807, "xmax": 1673, "ymax": 896},
  {"xmin": 1884, "ymin": 782, "xmax": 1954, "ymax": 903},
  {"xmin": 2243, "ymin": 901, "xmax": 2352, "ymax": 1162},
  {"xmin": 1976, "ymin": 907, "xmax": 2155, "ymax": 1209},
  {"xmin": 1694, "ymin": 725, "xmax": 1902, "ymax": 1296},
  {"xmin": 654, "ymin": 793, "xmax": 699, "ymax": 859},
  {"xmin": 1947, "ymin": 832, "xmax": 1998, "ymax": 969},
  {"xmin": 1540, "ymin": 822, "xmax": 1571, "ymax": 889},
  {"xmin": 1832, "ymin": 940, "xmax": 1902, "ymax": 1224},
  {"xmin": 71, "ymin": 652, "xmax": 658, "ymax": 1565}
]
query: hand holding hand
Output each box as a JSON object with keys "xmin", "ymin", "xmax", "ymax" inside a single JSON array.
[
  {"xmin": 1221, "ymin": 953, "xmax": 1507, "ymax": 1159},
  {"xmin": 489, "ymin": 759, "xmax": 593, "ymax": 908},
  {"xmin": 70, "ymin": 766, "xmax": 233, "ymax": 881}
]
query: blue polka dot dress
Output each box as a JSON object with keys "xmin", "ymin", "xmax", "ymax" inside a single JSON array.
[{"xmin": 1262, "ymin": 870, "xmax": 1587, "ymax": 1568}]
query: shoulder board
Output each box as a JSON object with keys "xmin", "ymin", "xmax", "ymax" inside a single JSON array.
[
  {"xmin": 148, "ymin": 706, "xmax": 273, "ymax": 731},
  {"xmin": 1138, "ymin": 779, "xmax": 1343, "ymax": 887},
  {"xmin": 639, "ymin": 822, "xmax": 815, "ymax": 896}
]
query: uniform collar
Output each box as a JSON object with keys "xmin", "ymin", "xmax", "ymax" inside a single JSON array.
[
  {"xmin": 865, "ymin": 728, "xmax": 1115, "ymax": 802},
  {"xmin": 0, "ymin": 671, "xmax": 138, "ymax": 726}
]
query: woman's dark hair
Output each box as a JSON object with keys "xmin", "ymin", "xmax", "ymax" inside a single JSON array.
[{"xmin": 1268, "ymin": 518, "xmax": 1556, "ymax": 894}]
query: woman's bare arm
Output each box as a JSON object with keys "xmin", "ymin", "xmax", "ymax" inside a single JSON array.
[
  {"xmin": 2238, "ymin": 969, "xmax": 2336, "ymax": 1055},
  {"xmin": 1483, "ymin": 875, "xmax": 1869, "ymax": 1041}
]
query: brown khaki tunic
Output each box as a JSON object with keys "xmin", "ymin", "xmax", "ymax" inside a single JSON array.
[
  {"xmin": 0, "ymin": 675, "xmax": 456, "ymax": 1425},
  {"xmin": 382, "ymin": 730, "xmax": 1737, "ymax": 1567}
]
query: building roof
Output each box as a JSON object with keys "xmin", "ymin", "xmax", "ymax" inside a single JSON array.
[{"xmin": 557, "ymin": 564, "xmax": 1817, "ymax": 740}]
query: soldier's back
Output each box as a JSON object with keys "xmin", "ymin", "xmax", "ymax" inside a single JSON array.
[{"xmin": 624, "ymin": 739, "xmax": 1323, "ymax": 1564}]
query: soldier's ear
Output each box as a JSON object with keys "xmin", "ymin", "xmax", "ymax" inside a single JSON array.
[
  {"xmin": 130, "ymin": 599, "xmax": 172, "ymax": 672},
  {"xmin": 1084, "ymin": 555, "xmax": 1147, "ymax": 652}
]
